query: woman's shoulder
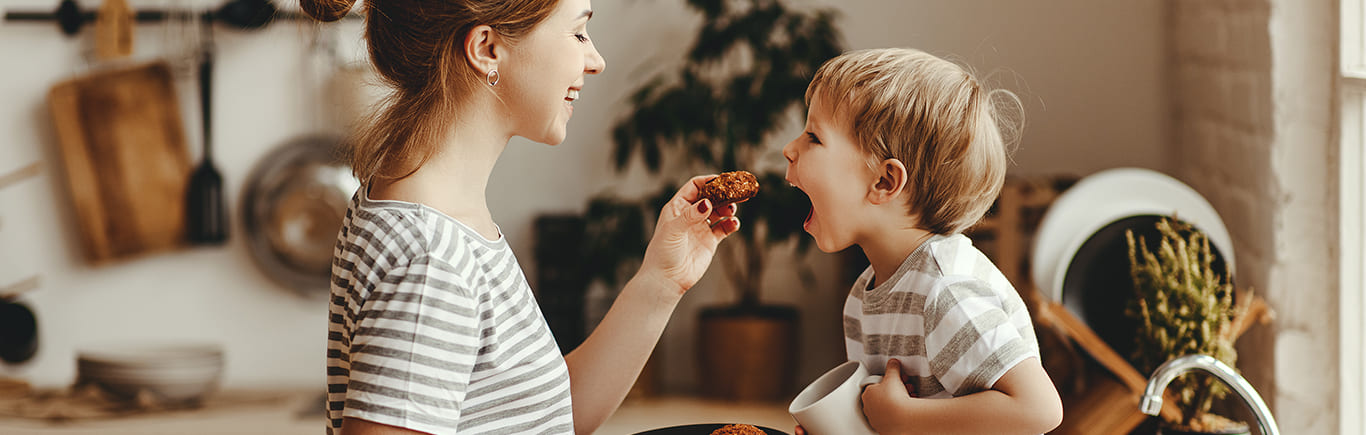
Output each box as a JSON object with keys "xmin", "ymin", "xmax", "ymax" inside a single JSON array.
[
  {"xmin": 348, "ymin": 198, "xmax": 506, "ymax": 263},
  {"xmin": 339, "ymin": 198, "xmax": 448, "ymax": 261}
]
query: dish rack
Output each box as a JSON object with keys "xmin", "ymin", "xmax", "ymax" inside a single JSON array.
[{"xmin": 966, "ymin": 175, "xmax": 1272, "ymax": 435}]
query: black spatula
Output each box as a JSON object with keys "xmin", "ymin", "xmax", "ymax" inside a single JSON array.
[{"xmin": 186, "ymin": 24, "xmax": 227, "ymax": 244}]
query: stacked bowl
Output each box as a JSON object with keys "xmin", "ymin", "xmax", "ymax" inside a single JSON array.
[{"xmin": 75, "ymin": 343, "xmax": 224, "ymax": 407}]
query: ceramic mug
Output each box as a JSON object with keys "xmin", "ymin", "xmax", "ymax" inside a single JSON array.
[{"xmin": 788, "ymin": 361, "xmax": 883, "ymax": 435}]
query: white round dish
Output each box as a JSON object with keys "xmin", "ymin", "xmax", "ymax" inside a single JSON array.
[
  {"xmin": 1030, "ymin": 167, "xmax": 1235, "ymax": 305},
  {"xmin": 77, "ymin": 344, "xmax": 223, "ymax": 365},
  {"xmin": 74, "ymin": 343, "xmax": 225, "ymax": 406}
]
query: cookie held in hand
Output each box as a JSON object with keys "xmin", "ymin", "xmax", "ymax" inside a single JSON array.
[{"xmin": 700, "ymin": 171, "xmax": 759, "ymax": 205}]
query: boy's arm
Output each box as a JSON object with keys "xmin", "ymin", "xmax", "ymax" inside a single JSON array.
[{"xmin": 861, "ymin": 358, "xmax": 1063, "ymax": 435}]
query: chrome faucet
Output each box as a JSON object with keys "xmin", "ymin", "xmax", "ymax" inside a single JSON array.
[{"xmin": 1140, "ymin": 354, "xmax": 1279, "ymax": 435}]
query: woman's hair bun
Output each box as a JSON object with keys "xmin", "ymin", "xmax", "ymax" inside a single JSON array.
[{"xmin": 300, "ymin": 0, "xmax": 358, "ymax": 22}]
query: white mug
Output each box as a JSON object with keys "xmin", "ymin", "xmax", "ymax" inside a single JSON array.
[{"xmin": 788, "ymin": 361, "xmax": 883, "ymax": 435}]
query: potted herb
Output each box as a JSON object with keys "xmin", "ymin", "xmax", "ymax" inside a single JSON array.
[
  {"xmin": 586, "ymin": 0, "xmax": 843, "ymax": 400},
  {"xmin": 1126, "ymin": 218, "xmax": 1252, "ymax": 435}
]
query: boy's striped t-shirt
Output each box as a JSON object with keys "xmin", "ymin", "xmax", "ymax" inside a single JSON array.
[
  {"xmin": 326, "ymin": 189, "xmax": 573, "ymax": 434},
  {"xmin": 844, "ymin": 233, "xmax": 1039, "ymax": 399}
]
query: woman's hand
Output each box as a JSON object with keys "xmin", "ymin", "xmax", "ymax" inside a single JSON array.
[{"xmin": 638, "ymin": 175, "xmax": 742, "ymax": 296}]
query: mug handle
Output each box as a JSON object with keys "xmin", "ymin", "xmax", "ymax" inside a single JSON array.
[{"xmin": 859, "ymin": 375, "xmax": 883, "ymax": 389}]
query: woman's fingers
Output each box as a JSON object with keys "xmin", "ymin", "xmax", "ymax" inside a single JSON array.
[
  {"xmin": 694, "ymin": 198, "xmax": 713, "ymax": 223},
  {"xmin": 681, "ymin": 174, "xmax": 715, "ymax": 203},
  {"xmin": 711, "ymin": 202, "xmax": 737, "ymax": 219},
  {"xmin": 710, "ymin": 215, "xmax": 741, "ymax": 236}
]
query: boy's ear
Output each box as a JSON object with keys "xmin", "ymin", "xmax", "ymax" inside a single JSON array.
[
  {"xmin": 465, "ymin": 25, "xmax": 501, "ymax": 78},
  {"xmin": 868, "ymin": 158, "xmax": 909, "ymax": 205}
]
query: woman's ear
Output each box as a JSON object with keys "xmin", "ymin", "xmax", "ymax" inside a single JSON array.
[
  {"xmin": 465, "ymin": 25, "xmax": 500, "ymax": 77},
  {"xmin": 868, "ymin": 158, "xmax": 908, "ymax": 205}
]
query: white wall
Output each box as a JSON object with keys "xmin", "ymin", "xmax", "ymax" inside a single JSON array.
[
  {"xmin": 0, "ymin": 0, "xmax": 1166, "ymax": 393},
  {"xmin": 1168, "ymin": 0, "xmax": 1341, "ymax": 431}
]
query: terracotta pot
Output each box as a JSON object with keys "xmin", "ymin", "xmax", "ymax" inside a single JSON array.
[{"xmin": 696, "ymin": 304, "xmax": 798, "ymax": 401}]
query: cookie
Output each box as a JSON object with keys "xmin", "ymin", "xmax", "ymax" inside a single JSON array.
[
  {"xmin": 700, "ymin": 171, "xmax": 760, "ymax": 205},
  {"xmin": 710, "ymin": 423, "xmax": 766, "ymax": 435}
]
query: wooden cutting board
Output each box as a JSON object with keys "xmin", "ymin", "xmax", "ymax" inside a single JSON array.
[{"xmin": 48, "ymin": 62, "xmax": 191, "ymax": 264}]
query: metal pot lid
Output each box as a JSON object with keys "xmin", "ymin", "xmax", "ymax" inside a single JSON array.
[{"xmin": 241, "ymin": 135, "xmax": 358, "ymax": 297}]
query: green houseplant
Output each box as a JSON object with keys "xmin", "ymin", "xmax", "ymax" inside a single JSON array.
[
  {"xmin": 1126, "ymin": 218, "xmax": 1252, "ymax": 435},
  {"xmin": 584, "ymin": 0, "xmax": 843, "ymax": 400}
]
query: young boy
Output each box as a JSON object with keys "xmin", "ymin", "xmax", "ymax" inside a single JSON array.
[{"xmin": 784, "ymin": 48, "xmax": 1063, "ymax": 434}]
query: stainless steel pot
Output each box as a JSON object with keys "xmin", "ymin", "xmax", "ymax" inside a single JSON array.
[{"xmin": 241, "ymin": 135, "xmax": 358, "ymax": 297}]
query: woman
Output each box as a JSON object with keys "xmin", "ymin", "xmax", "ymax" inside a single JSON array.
[{"xmin": 299, "ymin": 0, "xmax": 742, "ymax": 433}]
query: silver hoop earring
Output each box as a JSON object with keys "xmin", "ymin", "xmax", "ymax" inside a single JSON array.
[{"xmin": 487, "ymin": 69, "xmax": 500, "ymax": 86}]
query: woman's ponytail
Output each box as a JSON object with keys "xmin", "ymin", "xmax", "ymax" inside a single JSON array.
[{"xmin": 299, "ymin": 0, "xmax": 357, "ymax": 23}]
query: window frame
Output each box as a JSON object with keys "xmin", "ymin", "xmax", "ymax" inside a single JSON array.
[{"xmin": 1340, "ymin": 0, "xmax": 1365, "ymax": 433}]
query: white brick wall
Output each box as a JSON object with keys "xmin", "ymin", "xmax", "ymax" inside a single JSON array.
[{"xmin": 1168, "ymin": 0, "xmax": 1339, "ymax": 433}]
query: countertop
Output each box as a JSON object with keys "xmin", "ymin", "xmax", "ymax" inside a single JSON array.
[{"xmin": 0, "ymin": 389, "xmax": 794, "ymax": 435}]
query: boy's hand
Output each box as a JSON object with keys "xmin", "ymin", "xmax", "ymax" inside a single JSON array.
[{"xmin": 860, "ymin": 359, "xmax": 916, "ymax": 433}]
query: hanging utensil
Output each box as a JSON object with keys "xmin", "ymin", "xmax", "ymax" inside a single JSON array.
[
  {"xmin": 160, "ymin": 0, "xmax": 202, "ymax": 79},
  {"xmin": 186, "ymin": 22, "xmax": 226, "ymax": 244},
  {"xmin": 94, "ymin": 0, "xmax": 133, "ymax": 60},
  {"xmin": 242, "ymin": 135, "xmax": 358, "ymax": 296},
  {"xmin": 50, "ymin": 62, "xmax": 192, "ymax": 262}
]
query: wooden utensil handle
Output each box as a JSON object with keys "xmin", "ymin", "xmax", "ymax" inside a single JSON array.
[
  {"xmin": 0, "ymin": 276, "xmax": 40, "ymax": 300},
  {"xmin": 94, "ymin": 0, "xmax": 133, "ymax": 60},
  {"xmin": 0, "ymin": 162, "xmax": 42, "ymax": 190}
]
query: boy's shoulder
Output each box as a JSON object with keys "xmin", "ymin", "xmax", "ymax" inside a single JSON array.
[{"xmin": 900, "ymin": 233, "xmax": 1013, "ymax": 292}]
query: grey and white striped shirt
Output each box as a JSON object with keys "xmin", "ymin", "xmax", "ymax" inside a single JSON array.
[
  {"xmin": 326, "ymin": 189, "xmax": 573, "ymax": 434},
  {"xmin": 844, "ymin": 233, "xmax": 1039, "ymax": 399}
]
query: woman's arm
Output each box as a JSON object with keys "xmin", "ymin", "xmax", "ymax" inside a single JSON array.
[
  {"xmin": 564, "ymin": 175, "xmax": 741, "ymax": 434},
  {"xmin": 861, "ymin": 358, "xmax": 1063, "ymax": 435}
]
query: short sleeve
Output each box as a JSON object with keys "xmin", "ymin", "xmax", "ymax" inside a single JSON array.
[
  {"xmin": 343, "ymin": 254, "xmax": 482, "ymax": 432},
  {"xmin": 922, "ymin": 279, "xmax": 1031, "ymax": 396}
]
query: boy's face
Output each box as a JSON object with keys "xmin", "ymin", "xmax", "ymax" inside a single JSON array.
[{"xmin": 782, "ymin": 93, "xmax": 878, "ymax": 253}]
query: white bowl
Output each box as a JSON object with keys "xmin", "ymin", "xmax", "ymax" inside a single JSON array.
[
  {"xmin": 75, "ymin": 343, "xmax": 225, "ymax": 406},
  {"xmin": 77, "ymin": 344, "xmax": 223, "ymax": 367}
]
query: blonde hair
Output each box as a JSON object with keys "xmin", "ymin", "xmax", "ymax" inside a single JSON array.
[
  {"xmin": 300, "ymin": 0, "xmax": 560, "ymax": 182},
  {"xmin": 806, "ymin": 48, "xmax": 1020, "ymax": 234}
]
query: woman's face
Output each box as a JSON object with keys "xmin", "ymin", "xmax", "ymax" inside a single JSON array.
[
  {"xmin": 502, "ymin": 0, "xmax": 606, "ymax": 145},
  {"xmin": 782, "ymin": 93, "xmax": 877, "ymax": 253}
]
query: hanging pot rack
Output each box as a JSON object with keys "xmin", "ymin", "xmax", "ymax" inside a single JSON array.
[{"xmin": 2, "ymin": 0, "xmax": 358, "ymax": 36}]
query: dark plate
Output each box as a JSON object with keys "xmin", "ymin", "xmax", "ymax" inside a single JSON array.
[{"xmin": 633, "ymin": 423, "xmax": 789, "ymax": 435}]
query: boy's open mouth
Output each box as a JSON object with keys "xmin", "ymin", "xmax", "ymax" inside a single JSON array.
[{"xmin": 785, "ymin": 180, "xmax": 815, "ymax": 231}]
